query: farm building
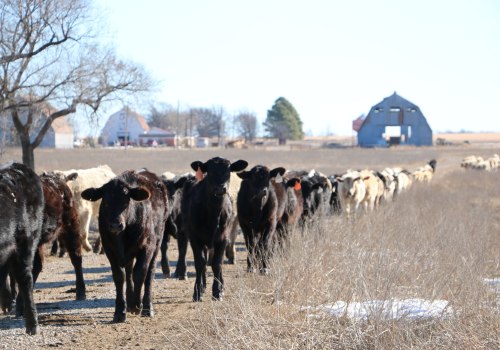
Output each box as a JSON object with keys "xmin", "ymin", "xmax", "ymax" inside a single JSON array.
[
  {"xmin": 100, "ymin": 107, "xmax": 177, "ymax": 146},
  {"xmin": 38, "ymin": 116, "xmax": 74, "ymax": 148},
  {"xmin": 138, "ymin": 127, "xmax": 177, "ymax": 147},
  {"xmin": 356, "ymin": 92, "xmax": 433, "ymax": 147},
  {"xmin": 0, "ymin": 103, "xmax": 74, "ymax": 149}
]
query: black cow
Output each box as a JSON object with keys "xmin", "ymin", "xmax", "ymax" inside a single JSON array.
[
  {"xmin": 328, "ymin": 175, "xmax": 342, "ymax": 214},
  {"xmin": 160, "ymin": 174, "xmax": 195, "ymax": 279},
  {"xmin": 237, "ymin": 166, "xmax": 285, "ymax": 273},
  {"xmin": 292, "ymin": 170, "xmax": 331, "ymax": 225},
  {"xmin": 0, "ymin": 162, "xmax": 44, "ymax": 335},
  {"xmin": 182, "ymin": 157, "xmax": 247, "ymax": 301},
  {"xmin": 81, "ymin": 169, "xmax": 168, "ymax": 322}
]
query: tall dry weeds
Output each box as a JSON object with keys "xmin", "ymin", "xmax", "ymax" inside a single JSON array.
[{"xmin": 167, "ymin": 170, "xmax": 499, "ymax": 349}]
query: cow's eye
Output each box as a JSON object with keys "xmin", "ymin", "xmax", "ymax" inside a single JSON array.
[{"xmin": 123, "ymin": 188, "xmax": 129, "ymax": 195}]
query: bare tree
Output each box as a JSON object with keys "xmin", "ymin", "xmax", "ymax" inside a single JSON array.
[
  {"xmin": 147, "ymin": 102, "xmax": 189, "ymax": 136},
  {"xmin": 234, "ymin": 111, "xmax": 258, "ymax": 141},
  {"xmin": 192, "ymin": 106, "xmax": 226, "ymax": 144},
  {"xmin": 0, "ymin": 0, "xmax": 152, "ymax": 169}
]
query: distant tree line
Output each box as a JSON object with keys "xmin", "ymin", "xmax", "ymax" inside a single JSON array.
[{"xmin": 147, "ymin": 97, "xmax": 303, "ymax": 144}]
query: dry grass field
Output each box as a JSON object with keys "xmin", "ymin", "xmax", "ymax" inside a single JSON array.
[{"xmin": 0, "ymin": 143, "xmax": 499, "ymax": 349}]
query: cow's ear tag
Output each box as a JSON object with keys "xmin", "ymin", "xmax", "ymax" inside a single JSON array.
[
  {"xmin": 275, "ymin": 173, "xmax": 283, "ymax": 183},
  {"xmin": 195, "ymin": 167, "xmax": 204, "ymax": 181},
  {"xmin": 294, "ymin": 182, "xmax": 301, "ymax": 191}
]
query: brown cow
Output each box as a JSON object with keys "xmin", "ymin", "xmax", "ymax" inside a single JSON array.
[{"xmin": 37, "ymin": 172, "xmax": 86, "ymax": 300}]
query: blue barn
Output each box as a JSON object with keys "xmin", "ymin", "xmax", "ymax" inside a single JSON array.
[{"xmin": 357, "ymin": 92, "xmax": 433, "ymax": 147}]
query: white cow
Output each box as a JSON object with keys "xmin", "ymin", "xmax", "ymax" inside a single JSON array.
[
  {"xmin": 487, "ymin": 154, "xmax": 499, "ymax": 170},
  {"xmin": 359, "ymin": 169, "xmax": 380, "ymax": 211},
  {"xmin": 413, "ymin": 160, "xmax": 437, "ymax": 183},
  {"xmin": 55, "ymin": 165, "xmax": 116, "ymax": 251},
  {"xmin": 337, "ymin": 171, "xmax": 367, "ymax": 218},
  {"xmin": 391, "ymin": 168, "xmax": 412, "ymax": 196},
  {"xmin": 378, "ymin": 169, "xmax": 397, "ymax": 202}
]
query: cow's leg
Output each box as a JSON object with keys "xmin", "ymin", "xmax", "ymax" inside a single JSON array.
[
  {"xmin": 16, "ymin": 246, "xmax": 43, "ymax": 319},
  {"xmin": 125, "ymin": 262, "xmax": 134, "ymax": 313},
  {"xmin": 61, "ymin": 219, "xmax": 86, "ymax": 300},
  {"xmin": 12, "ymin": 254, "xmax": 38, "ymax": 335},
  {"xmin": 259, "ymin": 223, "xmax": 275, "ymax": 274},
  {"xmin": 174, "ymin": 229, "xmax": 188, "ymax": 280},
  {"xmin": 141, "ymin": 246, "xmax": 159, "ymax": 317},
  {"xmin": 80, "ymin": 209, "xmax": 92, "ymax": 252},
  {"xmin": 160, "ymin": 231, "xmax": 171, "ymax": 277},
  {"xmin": 57, "ymin": 237, "xmax": 67, "ymax": 257},
  {"xmin": 110, "ymin": 263, "xmax": 127, "ymax": 323},
  {"xmin": 66, "ymin": 245, "xmax": 86, "ymax": 300},
  {"xmin": 93, "ymin": 236, "xmax": 102, "ymax": 254},
  {"xmin": 50, "ymin": 239, "xmax": 59, "ymax": 256},
  {"xmin": 190, "ymin": 238, "xmax": 206, "ymax": 302},
  {"xmin": 211, "ymin": 239, "xmax": 227, "ymax": 301},
  {"xmin": 32, "ymin": 246, "xmax": 44, "ymax": 285},
  {"xmin": 225, "ymin": 217, "xmax": 238, "ymax": 264},
  {"xmin": 0, "ymin": 267, "xmax": 14, "ymax": 313},
  {"xmin": 130, "ymin": 250, "xmax": 151, "ymax": 315},
  {"xmin": 241, "ymin": 224, "xmax": 257, "ymax": 273},
  {"xmin": 201, "ymin": 247, "xmax": 208, "ymax": 290}
]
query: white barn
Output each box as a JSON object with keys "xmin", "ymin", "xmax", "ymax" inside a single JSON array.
[{"xmin": 100, "ymin": 107, "xmax": 150, "ymax": 146}]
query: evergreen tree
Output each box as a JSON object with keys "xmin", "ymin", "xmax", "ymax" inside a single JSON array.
[{"xmin": 263, "ymin": 97, "xmax": 303, "ymax": 145}]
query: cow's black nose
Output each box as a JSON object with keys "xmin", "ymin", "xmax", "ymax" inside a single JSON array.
[
  {"xmin": 214, "ymin": 187, "xmax": 227, "ymax": 196},
  {"xmin": 109, "ymin": 222, "xmax": 124, "ymax": 233}
]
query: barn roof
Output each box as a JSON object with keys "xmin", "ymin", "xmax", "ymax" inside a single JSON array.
[
  {"xmin": 118, "ymin": 107, "xmax": 150, "ymax": 132},
  {"xmin": 357, "ymin": 92, "xmax": 425, "ymax": 131},
  {"xmin": 140, "ymin": 127, "xmax": 176, "ymax": 137},
  {"xmin": 372, "ymin": 91, "xmax": 419, "ymax": 111}
]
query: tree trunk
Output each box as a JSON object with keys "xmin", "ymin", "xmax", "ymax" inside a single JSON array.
[{"xmin": 21, "ymin": 140, "xmax": 36, "ymax": 170}]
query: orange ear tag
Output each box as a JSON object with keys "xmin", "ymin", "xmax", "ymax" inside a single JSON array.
[
  {"xmin": 294, "ymin": 182, "xmax": 302, "ymax": 191},
  {"xmin": 195, "ymin": 167, "xmax": 204, "ymax": 181}
]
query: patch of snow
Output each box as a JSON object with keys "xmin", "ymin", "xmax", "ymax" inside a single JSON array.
[
  {"xmin": 305, "ymin": 298, "xmax": 453, "ymax": 321},
  {"xmin": 484, "ymin": 278, "xmax": 500, "ymax": 291}
]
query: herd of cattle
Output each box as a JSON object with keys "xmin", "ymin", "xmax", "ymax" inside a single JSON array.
[
  {"xmin": 0, "ymin": 157, "xmax": 438, "ymax": 334},
  {"xmin": 460, "ymin": 154, "xmax": 500, "ymax": 171}
]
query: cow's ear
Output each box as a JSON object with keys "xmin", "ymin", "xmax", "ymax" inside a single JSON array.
[
  {"xmin": 270, "ymin": 167, "xmax": 286, "ymax": 178},
  {"xmin": 190, "ymin": 161, "xmax": 205, "ymax": 172},
  {"xmin": 312, "ymin": 183, "xmax": 323, "ymax": 191},
  {"xmin": 237, "ymin": 171, "xmax": 250, "ymax": 179},
  {"xmin": 174, "ymin": 176, "xmax": 188, "ymax": 189},
  {"xmin": 81, "ymin": 187, "xmax": 103, "ymax": 202},
  {"xmin": 230, "ymin": 160, "xmax": 248, "ymax": 172},
  {"xmin": 286, "ymin": 178, "xmax": 301, "ymax": 191},
  {"xmin": 66, "ymin": 172, "xmax": 78, "ymax": 182},
  {"xmin": 130, "ymin": 187, "xmax": 150, "ymax": 201}
]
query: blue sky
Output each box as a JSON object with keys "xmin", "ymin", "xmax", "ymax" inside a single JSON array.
[{"xmin": 90, "ymin": 0, "xmax": 500, "ymax": 136}]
